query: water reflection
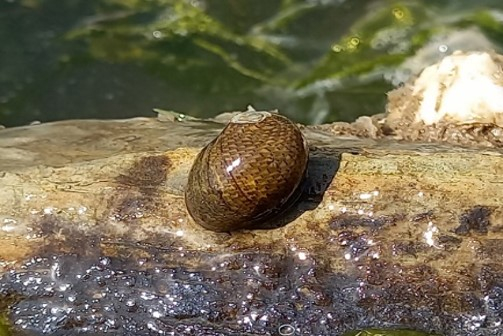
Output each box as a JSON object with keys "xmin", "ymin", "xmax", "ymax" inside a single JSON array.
[{"xmin": 1, "ymin": 0, "xmax": 502, "ymax": 127}]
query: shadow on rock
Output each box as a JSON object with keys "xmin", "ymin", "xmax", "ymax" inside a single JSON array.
[{"xmin": 254, "ymin": 146, "xmax": 351, "ymax": 230}]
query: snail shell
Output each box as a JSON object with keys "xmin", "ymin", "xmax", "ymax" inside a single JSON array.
[{"xmin": 185, "ymin": 110, "xmax": 309, "ymax": 232}]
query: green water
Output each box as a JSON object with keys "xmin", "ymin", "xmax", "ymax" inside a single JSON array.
[{"xmin": 1, "ymin": 0, "xmax": 503, "ymax": 127}]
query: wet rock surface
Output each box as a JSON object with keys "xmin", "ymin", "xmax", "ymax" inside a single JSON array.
[{"xmin": 0, "ymin": 113, "xmax": 503, "ymax": 335}]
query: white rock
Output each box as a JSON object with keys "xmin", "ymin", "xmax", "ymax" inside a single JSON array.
[{"xmin": 412, "ymin": 51, "xmax": 503, "ymax": 126}]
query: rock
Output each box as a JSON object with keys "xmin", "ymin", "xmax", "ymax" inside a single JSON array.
[
  {"xmin": 315, "ymin": 51, "xmax": 503, "ymax": 148},
  {"xmin": 1, "ymin": 52, "xmax": 503, "ymax": 335},
  {"xmin": 385, "ymin": 51, "xmax": 503, "ymax": 147}
]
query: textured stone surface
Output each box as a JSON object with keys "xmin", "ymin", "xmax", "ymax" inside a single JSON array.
[{"xmin": 0, "ymin": 113, "xmax": 502, "ymax": 335}]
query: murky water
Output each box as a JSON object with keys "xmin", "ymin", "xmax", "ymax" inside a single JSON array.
[{"xmin": 1, "ymin": 0, "xmax": 503, "ymax": 127}]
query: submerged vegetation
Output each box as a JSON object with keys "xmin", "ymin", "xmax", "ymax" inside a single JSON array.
[{"xmin": 1, "ymin": 0, "xmax": 503, "ymax": 126}]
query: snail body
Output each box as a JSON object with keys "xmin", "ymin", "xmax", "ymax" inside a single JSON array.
[{"xmin": 185, "ymin": 110, "xmax": 308, "ymax": 232}]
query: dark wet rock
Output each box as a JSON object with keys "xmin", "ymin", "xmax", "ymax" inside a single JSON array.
[
  {"xmin": 455, "ymin": 206, "xmax": 492, "ymax": 236},
  {"xmin": 0, "ymin": 115, "xmax": 502, "ymax": 335}
]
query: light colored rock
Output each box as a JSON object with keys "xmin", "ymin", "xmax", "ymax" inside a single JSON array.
[{"xmin": 414, "ymin": 51, "xmax": 503, "ymax": 125}]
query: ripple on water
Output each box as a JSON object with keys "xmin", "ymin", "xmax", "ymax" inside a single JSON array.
[{"xmin": 0, "ymin": 247, "xmax": 502, "ymax": 335}]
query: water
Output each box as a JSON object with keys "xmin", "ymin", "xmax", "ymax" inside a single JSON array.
[{"xmin": 1, "ymin": 0, "xmax": 503, "ymax": 127}]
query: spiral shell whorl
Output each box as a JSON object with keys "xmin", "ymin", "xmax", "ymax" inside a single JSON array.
[{"xmin": 185, "ymin": 111, "xmax": 308, "ymax": 232}]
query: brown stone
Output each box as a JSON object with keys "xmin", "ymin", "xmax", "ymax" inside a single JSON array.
[{"xmin": 0, "ymin": 114, "xmax": 502, "ymax": 335}]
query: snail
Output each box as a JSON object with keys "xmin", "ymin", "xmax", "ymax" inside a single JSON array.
[{"xmin": 185, "ymin": 110, "xmax": 309, "ymax": 232}]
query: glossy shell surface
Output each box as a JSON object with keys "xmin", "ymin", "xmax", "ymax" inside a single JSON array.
[{"xmin": 185, "ymin": 111, "xmax": 309, "ymax": 232}]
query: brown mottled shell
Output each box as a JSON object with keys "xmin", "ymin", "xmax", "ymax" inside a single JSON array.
[{"xmin": 185, "ymin": 111, "xmax": 309, "ymax": 232}]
